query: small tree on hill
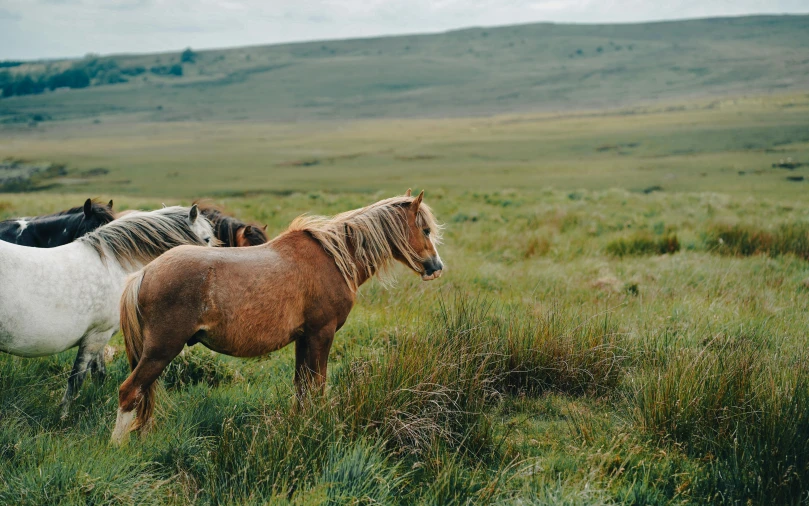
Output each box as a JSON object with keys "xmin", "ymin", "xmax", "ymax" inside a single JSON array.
[{"xmin": 181, "ymin": 48, "xmax": 197, "ymax": 63}]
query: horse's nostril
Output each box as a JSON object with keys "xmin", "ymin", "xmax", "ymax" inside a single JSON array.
[{"xmin": 423, "ymin": 257, "xmax": 443, "ymax": 276}]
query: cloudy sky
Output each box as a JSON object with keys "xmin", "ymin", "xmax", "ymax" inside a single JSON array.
[{"xmin": 1, "ymin": 0, "xmax": 807, "ymax": 60}]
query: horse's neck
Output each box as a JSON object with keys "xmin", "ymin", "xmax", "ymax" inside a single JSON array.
[
  {"xmin": 218, "ymin": 218, "xmax": 239, "ymax": 247},
  {"xmin": 345, "ymin": 237, "xmax": 385, "ymax": 289},
  {"xmin": 28, "ymin": 214, "xmax": 81, "ymax": 246},
  {"xmin": 0, "ymin": 221, "xmax": 19, "ymax": 241}
]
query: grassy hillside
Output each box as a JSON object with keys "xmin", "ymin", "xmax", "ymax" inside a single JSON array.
[{"xmin": 2, "ymin": 15, "xmax": 809, "ymax": 122}]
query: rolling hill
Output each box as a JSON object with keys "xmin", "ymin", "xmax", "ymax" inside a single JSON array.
[{"xmin": 1, "ymin": 15, "xmax": 809, "ymax": 123}]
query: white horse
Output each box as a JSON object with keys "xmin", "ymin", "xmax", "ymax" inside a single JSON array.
[{"xmin": 0, "ymin": 205, "xmax": 215, "ymax": 416}]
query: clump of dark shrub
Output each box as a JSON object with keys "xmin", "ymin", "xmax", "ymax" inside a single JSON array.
[
  {"xmin": 100, "ymin": 70, "xmax": 127, "ymax": 84},
  {"xmin": 0, "ymin": 57, "xmax": 130, "ymax": 99},
  {"xmin": 150, "ymin": 64, "xmax": 183, "ymax": 77},
  {"xmin": 606, "ymin": 232, "xmax": 680, "ymax": 257},
  {"xmin": 0, "ymin": 161, "xmax": 66, "ymax": 192},
  {"xmin": 120, "ymin": 66, "xmax": 146, "ymax": 76},
  {"xmin": 47, "ymin": 68, "xmax": 90, "ymax": 90},
  {"xmin": 1, "ymin": 72, "xmax": 48, "ymax": 97},
  {"xmin": 181, "ymin": 48, "xmax": 197, "ymax": 63},
  {"xmin": 161, "ymin": 348, "xmax": 237, "ymax": 390}
]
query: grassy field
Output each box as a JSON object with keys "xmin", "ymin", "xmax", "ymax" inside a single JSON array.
[
  {"xmin": 2, "ymin": 92, "xmax": 809, "ymax": 200},
  {"xmin": 1, "ymin": 87, "xmax": 809, "ymax": 503},
  {"xmin": 3, "ymin": 184, "xmax": 809, "ymax": 504}
]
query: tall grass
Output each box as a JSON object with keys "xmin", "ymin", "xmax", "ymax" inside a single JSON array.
[
  {"xmin": 706, "ymin": 222, "xmax": 809, "ymax": 259},
  {"xmin": 633, "ymin": 341, "xmax": 809, "ymax": 503},
  {"xmin": 163, "ymin": 294, "xmax": 625, "ymax": 503},
  {"xmin": 0, "ymin": 420, "xmax": 163, "ymax": 506}
]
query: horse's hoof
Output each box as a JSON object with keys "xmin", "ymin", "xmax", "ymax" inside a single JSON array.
[
  {"xmin": 59, "ymin": 400, "xmax": 70, "ymax": 420},
  {"xmin": 111, "ymin": 409, "xmax": 136, "ymax": 446},
  {"xmin": 103, "ymin": 345, "xmax": 116, "ymax": 363}
]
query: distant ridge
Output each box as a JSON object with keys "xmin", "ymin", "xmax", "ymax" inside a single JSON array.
[{"xmin": 2, "ymin": 15, "xmax": 808, "ymax": 122}]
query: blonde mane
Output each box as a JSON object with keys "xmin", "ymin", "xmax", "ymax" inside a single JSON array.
[
  {"xmin": 288, "ymin": 195, "xmax": 442, "ymax": 291},
  {"xmin": 80, "ymin": 206, "xmax": 210, "ymax": 268}
]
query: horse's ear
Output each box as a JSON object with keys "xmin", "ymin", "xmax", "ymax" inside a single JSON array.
[
  {"xmin": 244, "ymin": 225, "xmax": 253, "ymax": 235},
  {"xmin": 405, "ymin": 188, "xmax": 412, "ymax": 197},
  {"xmin": 108, "ymin": 200, "xmax": 114, "ymax": 210},
  {"xmin": 262, "ymin": 224, "xmax": 268, "ymax": 231},
  {"xmin": 189, "ymin": 204, "xmax": 199, "ymax": 223},
  {"xmin": 83, "ymin": 198, "xmax": 93, "ymax": 218},
  {"xmin": 410, "ymin": 190, "xmax": 424, "ymax": 213}
]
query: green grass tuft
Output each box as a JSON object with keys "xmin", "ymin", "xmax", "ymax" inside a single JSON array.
[{"xmin": 606, "ymin": 233, "xmax": 680, "ymax": 257}]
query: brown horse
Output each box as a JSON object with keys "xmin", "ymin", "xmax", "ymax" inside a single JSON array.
[
  {"xmin": 196, "ymin": 202, "xmax": 268, "ymax": 247},
  {"xmin": 110, "ymin": 190, "xmax": 444, "ymax": 444}
]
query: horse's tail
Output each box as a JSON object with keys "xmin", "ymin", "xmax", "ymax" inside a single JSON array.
[
  {"xmin": 120, "ymin": 270, "xmax": 155, "ymax": 430},
  {"xmin": 121, "ymin": 271, "xmax": 144, "ymax": 369}
]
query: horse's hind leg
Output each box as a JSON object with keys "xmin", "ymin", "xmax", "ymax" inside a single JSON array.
[
  {"xmin": 88, "ymin": 351, "xmax": 106, "ymax": 381},
  {"xmin": 60, "ymin": 331, "xmax": 110, "ymax": 418},
  {"xmin": 112, "ymin": 331, "xmax": 187, "ymax": 444},
  {"xmin": 88, "ymin": 334, "xmax": 114, "ymax": 382}
]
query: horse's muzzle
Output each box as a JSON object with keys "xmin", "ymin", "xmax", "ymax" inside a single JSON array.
[{"xmin": 421, "ymin": 257, "xmax": 444, "ymax": 281}]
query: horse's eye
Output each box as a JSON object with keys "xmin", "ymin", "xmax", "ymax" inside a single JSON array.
[
  {"xmin": 423, "ymin": 228, "xmax": 431, "ymax": 237},
  {"xmin": 205, "ymin": 237, "xmax": 211, "ymax": 244}
]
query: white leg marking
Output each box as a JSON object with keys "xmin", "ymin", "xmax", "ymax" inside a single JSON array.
[{"xmin": 111, "ymin": 408, "xmax": 136, "ymax": 446}]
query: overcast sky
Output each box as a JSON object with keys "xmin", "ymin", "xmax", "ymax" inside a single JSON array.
[{"xmin": 1, "ymin": 0, "xmax": 808, "ymax": 60}]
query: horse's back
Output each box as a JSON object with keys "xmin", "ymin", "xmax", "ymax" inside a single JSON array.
[
  {"xmin": 0, "ymin": 241, "xmax": 118, "ymax": 356},
  {"xmin": 140, "ymin": 244, "xmax": 299, "ymax": 313}
]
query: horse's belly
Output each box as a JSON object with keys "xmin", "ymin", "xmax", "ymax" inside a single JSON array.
[
  {"xmin": 199, "ymin": 325, "xmax": 297, "ymax": 358},
  {"xmin": 0, "ymin": 321, "xmax": 84, "ymax": 357},
  {"xmin": 0, "ymin": 253, "xmax": 124, "ymax": 357},
  {"xmin": 0, "ymin": 301, "xmax": 116, "ymax": 357}
]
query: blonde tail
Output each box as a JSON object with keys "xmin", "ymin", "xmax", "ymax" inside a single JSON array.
[{"xmin": 119, "ymin": 271, "xmax": 155, "ymax": 430}]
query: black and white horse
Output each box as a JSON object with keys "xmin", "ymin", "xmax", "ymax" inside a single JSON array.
[{"xmin": 0, "ymin": 198, "xmax": 115, "ymax": 247}]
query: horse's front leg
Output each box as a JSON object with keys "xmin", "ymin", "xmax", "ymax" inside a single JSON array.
[
  {"xmin": 294, "ymin": 325, "xmax": 336, "ymax": 400},
  {"xmin": 60, "ymin": 332, "xmax": 109, "ymax": 418}
]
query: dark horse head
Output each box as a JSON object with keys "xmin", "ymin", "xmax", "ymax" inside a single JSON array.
[
  {"xmin": 0, "ymin": 198, "xmax": 115, "ymax": 248},
  {"xmin": 195, "ymin": 202, "xmax": 268, "ymax": 247}
]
